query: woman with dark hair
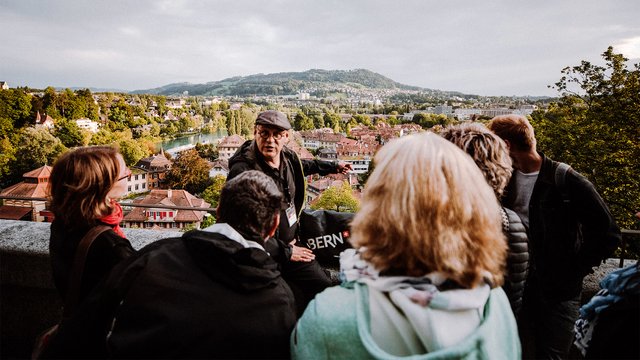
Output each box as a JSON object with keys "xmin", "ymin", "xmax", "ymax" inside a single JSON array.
[{"xmin": 48, "ymin": 146, "xmax": 135, "ymax": 303}]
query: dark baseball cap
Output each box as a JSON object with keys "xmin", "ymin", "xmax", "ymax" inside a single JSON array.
[{"xmin": 255, "ymin": 110, "xmax": 291, "ymax": 130}]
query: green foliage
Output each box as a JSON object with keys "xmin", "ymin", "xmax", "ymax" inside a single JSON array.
[
  {"xmin": 311, "ymin": 181, "xmax": 360, "ymax": 213},
  {"xmin": 195, "ymin": 142, "xmax": 218, "ymax": 160},
  {"xmin": 294, "ymin": 112, "xmax": 314, "ymax": 131},
  {"xmin": 0, "ymin": 88, "xmax": 32, "ymax": 129},
  {"xmin": 119, "ymin": 138, "xmax": 150, "ymax": 166},
  {"xmin": 533, "ymin": 47, "xmax": 640, "ymax": 229},
  {"xmin": 0, "ymin": 136, "xmax": 16, "ymax": 182},
  {"xmin": 201, "ymin": 175, "xmax": 226, "ymax": 209},
  {"xmin": 165, "ymin": 149, "xmax": 212, "ymax": 194},
  {"xmin": 55, "ymin": 118, "xmax": 86, "ymax": 147},
  {"xmin": 200, "ymin": 213, "xmax": 216, "ymax": 228},
  {"xmin": 412, "ymin": 113, "xmax": 452, "ymax": 128},
  {"xmin": 12, "ymin": 127, "xmax": 66, "ymax": 181}
]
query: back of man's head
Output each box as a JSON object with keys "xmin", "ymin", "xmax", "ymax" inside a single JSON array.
[
  {"xmin": 488, "ymin": 115, "xmax": 536, "ymax": 152},
  {"xmin": 218, "ymin": 171, "xmax": 283, "ymax": 242}
]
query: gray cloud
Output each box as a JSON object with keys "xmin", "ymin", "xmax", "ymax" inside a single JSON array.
[{"xmin": 1, "ymin": 0, "xmax": 638, "ymax": 96}]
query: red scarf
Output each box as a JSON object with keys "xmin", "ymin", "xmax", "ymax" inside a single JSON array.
[{"xmin": 99, "ymin": 200, "xmax": 125, "ymax": 238}]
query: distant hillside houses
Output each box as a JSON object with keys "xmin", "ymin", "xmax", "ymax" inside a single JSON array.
[
  {"xmin": 299, "ymin": 130, "xmax": 344, "ymax": 150},
  {"xmin": 34, "ymin": 111, "xmax": 55, "ymax": 129},
  {"xmin": 74, "ymin": 118, "xmax": 100, "ymax": 133}
]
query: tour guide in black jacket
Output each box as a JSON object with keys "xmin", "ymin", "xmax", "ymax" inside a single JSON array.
[
  {"xmin": 103, "ymin": 172, "xmax": 295, "ymax": 358},
  {"xmin": 227, "ymin": 110, "xmax": 352, "ymax": 313}
]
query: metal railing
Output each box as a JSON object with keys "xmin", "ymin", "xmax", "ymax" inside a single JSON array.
[{"xmin": 0, "ymin": 195, "xmax": 216, "ymax": 213}]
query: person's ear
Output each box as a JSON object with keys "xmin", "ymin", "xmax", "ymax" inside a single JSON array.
[
  {"xmin": 503, "ymin": 139, "xmax": 511, "ymax": 150},
  {"xmin": 267, "ymin": 213, "xmax": 280, "ymax": 238}
]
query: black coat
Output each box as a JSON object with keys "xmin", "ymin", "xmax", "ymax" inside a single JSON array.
[
  {"xmin": 106, "ymin": 228, "xmax": 296, "ymax": 359},
  {"xmin": 49, "ymin": 219, "xmax": 135, "ymax": 303},
  {"xmin": 502, "ymin": 153, "xmax": 620, "ymax": 301}
]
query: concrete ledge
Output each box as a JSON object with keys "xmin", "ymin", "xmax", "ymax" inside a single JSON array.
[{"xmin": 0, "ymin": 219, "xmax": 181, "ymax": 359}]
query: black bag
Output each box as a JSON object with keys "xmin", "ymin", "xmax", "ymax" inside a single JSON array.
[{"xmin": 298, "ymin": 210, "xmax": 355, "ymax": 268}]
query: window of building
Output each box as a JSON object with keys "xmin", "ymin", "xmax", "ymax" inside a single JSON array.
[
  {"xmin": 142, "ymin": 174, "xmax": 146, "ymax": 179},
  {"xmin": 135, "ymin": 174, "xmax": 139, "ymax": 180},
  {"xmin": 135, "ymin": 184, "xmax": 139, "ymax": 190},
  {"xmin": 142, "ymin": 183, "xmax": 146, "ymax": 189},
  {"xmin": 128, "ymin": 186, "xmax": 131, "ymax": 192}
]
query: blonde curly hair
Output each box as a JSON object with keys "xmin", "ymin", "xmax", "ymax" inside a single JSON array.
[{"xmin": 440, "ymin": 123, "xmax": 512, "ymax": 199}]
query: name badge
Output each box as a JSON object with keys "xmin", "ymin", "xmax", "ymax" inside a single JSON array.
[{"xmin": 285, "ymin": 204, "xmax": 297, "ymax": 227}]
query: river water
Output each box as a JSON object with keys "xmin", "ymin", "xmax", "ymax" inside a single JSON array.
[{"xmin": 156, "ymin": 130, "xmax": 228, "ymax": 152}]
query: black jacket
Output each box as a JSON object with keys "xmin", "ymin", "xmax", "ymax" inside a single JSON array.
[
  {"xmin": 49, "ymin": 220, "xmax": 135, "ymax": 303},
  {"xmin": 501, "ymin": 207, "xmax": 529, "ymax": 315},
  {"xmin": 502, "ymin": 153, "xmax": 620, "ymax": 301},
  {"xmin": 228, "ymin": 140, "xmax": 338, "ymax": 256}
]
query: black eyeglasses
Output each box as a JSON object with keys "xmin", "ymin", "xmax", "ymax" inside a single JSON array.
[
  {"xmin": 257, "ymin": 128, "xmax": 285, "ymax": 140},
  {"xmin": 117, "ymin": 171, "xmax": 132, "ymax": 181}
]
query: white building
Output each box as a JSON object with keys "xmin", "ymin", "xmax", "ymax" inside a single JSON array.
[
  {"xmin": 217, "ymin": 134, "xmax": 245, "ymax": 161},
  {"xmin": 75, "ymin": 118, "xmax": 100, "ymax": 133}
]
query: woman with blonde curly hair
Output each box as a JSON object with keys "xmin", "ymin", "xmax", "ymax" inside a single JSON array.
[
  {"xmin": 291, "ymin": 133, "xmax": 520, "ymax": 359},
  {"xmin": 48, "ymin": 146, "xmax": 135, "ymax": 303},
  {"xmin": 441, "ymin": 122, "xmax": 529, "ymax": 315}
]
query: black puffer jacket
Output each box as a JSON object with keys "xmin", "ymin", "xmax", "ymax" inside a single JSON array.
[{"xmin": 501, "ymin": 207, "xmax": 529, "ymax": 315}]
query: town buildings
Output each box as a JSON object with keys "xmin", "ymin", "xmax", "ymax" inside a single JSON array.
[
  {"xmin": 216, "ymin": 134, "xmax": 245, "ymax": 161},
  {"xmin": 122, "ymin": 189, "xmax": 210, "ymax": 230},
  {"xmin": 0, "ymin": 165, "xmax": 51, "ymax": 222},
  {"xmin": 133, "ymin": 153, "xmax": 172, "ymax": 190}
]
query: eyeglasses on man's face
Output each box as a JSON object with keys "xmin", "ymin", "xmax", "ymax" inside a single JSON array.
[{"xmin": 257, "ymin": 127, "xmax": 286, "ymax": 140}]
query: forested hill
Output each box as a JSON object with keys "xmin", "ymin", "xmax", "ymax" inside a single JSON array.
[{"xmin": 131, "ymin": 69, "xmax": 427, "ymax": 96}]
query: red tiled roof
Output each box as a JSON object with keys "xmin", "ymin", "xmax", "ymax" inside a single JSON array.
[
  {"xmin": 23, "ymin": 165, "xmax": 52, "ymax": 179},
  {"xmin": 123, "ymin": 189, "xmax": 210, "ymax": 222},
  {"xmin": 0, "ymin": 206, "xmax": 32, "ymax": 220}
]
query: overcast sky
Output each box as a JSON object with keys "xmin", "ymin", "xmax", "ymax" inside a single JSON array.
[{"xmin": 1, "ymin": 0, "xmax": 639, "ymax": 96}]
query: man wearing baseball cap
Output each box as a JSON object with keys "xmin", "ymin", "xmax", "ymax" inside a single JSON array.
[{"xmin": 228, "ymin": 110, "xmax": 352, "ymax": 314}]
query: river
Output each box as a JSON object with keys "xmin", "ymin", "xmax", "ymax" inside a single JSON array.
[{"xmin": 156, "ymin": 130, "xmax": 228, "ymax": 152}]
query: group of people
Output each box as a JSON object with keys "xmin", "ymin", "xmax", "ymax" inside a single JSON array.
[{"xmin": 41, "ymin": 110, "xmax": 625, "ymax": 359}]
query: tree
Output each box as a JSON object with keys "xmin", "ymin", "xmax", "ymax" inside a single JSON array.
[
  {"xmin": 533, "ymin": 46, "xmax": 640, "ymax": 229},
  {"xmin": 55, "ymin": 118, "xmax": 86, "ymax": 147},
  {"xmin": 294, "ymin": 112, "xmax": 313, "ymax": 131},
  {"xmin": 0, "ymin": 88, "xmax": 32, "ymax": 129},
  {"xmin": 201, "ymin": 175, "xmax": 226, "ymax": 209},
  {"xmin": 195, "ymin": 142, "xmax": 218, "ymax": 160},
  {"xmin": 165, "ymin": 149, "xmax": 212, "ymax": 194},
  {"xmin": 0, "ymin": 136, "xmax": 16, "ymax": 185},
  {"xmin": 119, "ymin": 138, "xmax": 150, "ymax": 166},
  {"xmin": 311, "ymin": 181, "xmax": 360, "ymax": 213},
  {"xmin": 12, "ymin": 127, "xmax": 66, "ymax": 179}
]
